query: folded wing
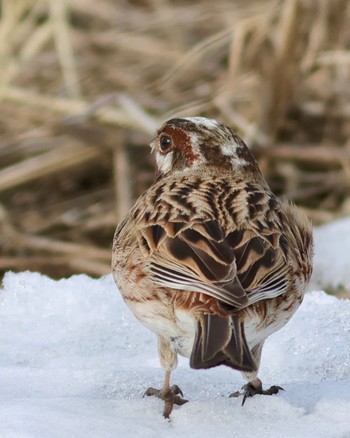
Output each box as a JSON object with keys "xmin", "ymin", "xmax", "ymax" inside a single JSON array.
[{"xmin": 140, "ymin": 217, "xmax": 289, "ymax": 311}]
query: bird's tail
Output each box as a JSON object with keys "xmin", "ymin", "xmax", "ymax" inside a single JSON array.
[{"xmin": 190, "ymin": 313, "xmax": 257, "ymax": 372}]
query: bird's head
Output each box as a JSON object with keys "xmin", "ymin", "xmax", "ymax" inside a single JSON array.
[{"xmin": 150, "ymin": 117, "xmax": 260, "ymax": 176}]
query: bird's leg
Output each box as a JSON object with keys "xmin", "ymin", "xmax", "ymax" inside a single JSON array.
[
  {"xmin": 230, "ymin": 377, "xmax": 284, "ymax": 405},
  {"xmin": 143, "ymin": 336, "xmax": 188, "ymax": 418},
  {"xmin": 144, "ymin": 370, "xmax": 188, "ymax": 418},
  {"xmin": 229, "ymin": 343, "xmax": 283, "ymax": 405}
]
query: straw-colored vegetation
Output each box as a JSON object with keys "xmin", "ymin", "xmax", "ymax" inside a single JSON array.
[{"xmin": 0, "ymin": 0, "xmax": 350, "ymax": 279}]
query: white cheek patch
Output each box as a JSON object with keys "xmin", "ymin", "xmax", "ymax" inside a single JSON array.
[
  {"xmin": 187, "ymin": 132, "xmax": 206, "ymax": 161},
  {"xmin": 156, "ymin": 151, "xmax": 173, "ymax": 174},
  {"xmin": 220, "ymin": 142, "xmax": 249, "ymax": 168}
]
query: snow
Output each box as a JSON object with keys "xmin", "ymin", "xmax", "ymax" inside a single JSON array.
[
  {"xmin": 310, "ymin": 217, "xmax": 350, "ymax": 291},
  {"xmin": 1, "ymin": 219, "xmax": 350, "ymax": 437}
]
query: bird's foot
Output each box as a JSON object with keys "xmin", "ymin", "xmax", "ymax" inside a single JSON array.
[
  {"xmin": 143, "ymin": 384, "xmax": 188, "ymax": 418},
  {"xmin": 229, "ymin": 380, "xmax": 284, "ymax": 406}
]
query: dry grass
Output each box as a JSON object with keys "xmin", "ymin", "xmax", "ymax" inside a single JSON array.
[{"xmin": 0, "ymin": 0, "xmax": 350, "ymax": 279}]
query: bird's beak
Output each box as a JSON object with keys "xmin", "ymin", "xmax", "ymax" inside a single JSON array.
[{"xmin": 150, "ymin": 137, "xmax": 157, "ymax": 152}]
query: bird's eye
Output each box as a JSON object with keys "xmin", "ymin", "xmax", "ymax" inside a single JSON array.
[{"xmin": 159, "ymin": 134, "xmax": 172, "ymax": 152}]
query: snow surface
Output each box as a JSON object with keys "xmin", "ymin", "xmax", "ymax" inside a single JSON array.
[
  {"xmin": 1, "ymin": 219, "xmax": 350, "ymax": 438},
  {"xmin": 310, "ymin": 217, "xmax": 350, "ymax": 291}
]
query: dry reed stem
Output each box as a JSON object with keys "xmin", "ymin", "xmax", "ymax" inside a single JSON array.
[
  {"xmin": 65, "ymin": 93, "xmax": 159, "ymax": 135},
  {"xmin": 259, "ymin": 0, "xmax": 301, "ymax": 138},
  {"xmin": 49, "ymin": 0, "xmax": 81, "ymax": 98},
  {"xmin": 67, "ymin": 258, "xmax": 110, "ymax": 276},
  {"xmin": 0, "ymin": 256, "xmax": 110, "ymax": 276},
  {"xmin": 1, "ymin": 0, "xmax": 350, "ymax": 278},
  {"xmin": 9, "ymin": 229, "xmax": 111, "ymax": 262},
  {"xmin": 0, "ymin": 143, "xmax": 101, "ymax": 192},
  {"xmin": 301, "ymin": 0, "xmax": 329, "ymax": 72},
  {"xmin": 1, "ymin": 86, "xmax": 157, "ymax": 133},
  {"xmin": 114, "ymin": 141, "xmax": 132, "ymax": 223},
  {"xmin": 266, "ymin": 145, "xmax": 350, "ymax": 166},
  {"xmin": 0, "ymin": 1, "xmax": 28, "ymax": 87},
  {"xmin": 19, "ymin": 21, "xmax": 53, "ymax": 66},
  {"xmin": 158, "ymin": 28, "xmax": 232, "ymax": 90}
]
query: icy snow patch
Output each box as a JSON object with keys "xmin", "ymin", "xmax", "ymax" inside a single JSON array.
[
  {"xmin": 0, "ymin": 271, "xmax": 350, "ymax": 437},
  {"xmin": 311, "ymin": 217, "xmax": 350, "ymax": 290}
]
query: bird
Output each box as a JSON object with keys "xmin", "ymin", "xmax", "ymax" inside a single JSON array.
[{"xmin": 112, "ymin": 117, "xmax": 313, "ymax": 418}]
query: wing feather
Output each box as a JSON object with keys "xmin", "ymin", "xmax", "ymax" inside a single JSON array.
[
  {"xmin": 138, "ymin": 180, "xmax": 290, "ymax": 310},
  {"xmin": 143, "ymin": 217, "xmax": 289, "ymax": 310}
]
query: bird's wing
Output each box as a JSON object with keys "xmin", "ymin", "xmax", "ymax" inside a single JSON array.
[{"xmin": 139, "ymin": 214, "xmax": 289, "ymax": 310}]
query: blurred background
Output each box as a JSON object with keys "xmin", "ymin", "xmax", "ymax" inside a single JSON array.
[{"xmin": 0, "ymin": 0, "xmax": 349, "ymax": 283}]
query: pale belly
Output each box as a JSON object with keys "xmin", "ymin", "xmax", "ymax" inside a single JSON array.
[
  {"xmin": 124, "ymin": 293, "xmax": 298, "ymax": 361},
  {"xmin": 113, "ymin": 245, "xmax": 301, "ymax": 360},
  {"xmin": 126, "ymin": 297, "xmax": 197, "ymax": 358}
]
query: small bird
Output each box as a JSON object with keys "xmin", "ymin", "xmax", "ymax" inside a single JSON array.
[{"xmin": 112, "ymin": 117, "xmax": 313, "ymax": 418}]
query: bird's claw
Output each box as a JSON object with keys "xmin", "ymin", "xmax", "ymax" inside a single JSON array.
[
  {"xmin": 143, "ymin": 385, "xmax": 188, "ymax": 418},
  {"xmin": 170, "ymin": 384, "xmax": 184, "ymax": 398},
  {"xmin": 229, "ymin": 383, "xmax": 284, "ymax": 406}
]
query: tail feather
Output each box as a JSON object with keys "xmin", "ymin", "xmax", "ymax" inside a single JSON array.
[{"xmin": 190, "ymin": 314, "xmax": 256, "ymax": 372}]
